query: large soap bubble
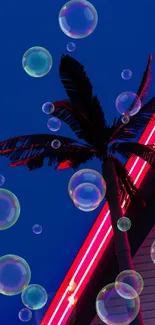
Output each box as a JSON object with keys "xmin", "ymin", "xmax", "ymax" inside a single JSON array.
[
  {"xmin": 72, "ymin": 183, "xmax": 101, "ymax": 212},
  {"xmin": 96, "ymin": 282, "xmax": 140, "ymax": 325},
  {"xmin": 115, "ymin": 270, "xmax": 144, "ymax": 299},
  {"xmin": 0, "ymin": 254, "xmax": 31, "ymax": 295},
  {"xmin": 0, "ymin": 188, "xmax": 20, "ymax": 230},
  {"xmin": 22, "ymin": 46, "xmax": 52, "ymax": 77},
  {"xmin": 59, "ymin": 0, "xmax": 98, "ymax": 39},
  {"xmin": 116, "ymin": 91, "xmax": 141, "ymax": 116},
  {"xmin": 22, "ymin": 284, "xmax": 48, "ymax": 310},
  {"xmin": 68, "ymin": 169, "xmax": 106, "ymax": 212}
]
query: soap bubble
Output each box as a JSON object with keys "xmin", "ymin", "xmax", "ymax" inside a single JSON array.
[
  {"xmin": 121, "ymin": 69, "xmax": 132, "ymax": 80},
  {"xmin": 22, "ymin": 284, "xmax": 48, "ymax": 310},
  {"xmin": 116, "ymin": 91, "xmax": 141, "ymax": 116},
  {"xmin": 22, "ymin": 46, "xmax": 52, "ymax": 78},
  {"xmin": 66, "ymin": 42, "xmax": 76, "ymax": 52},
  {"xmin": 59, "ymin": 0, "xmax": 98, "ymax": 39},
  {"xmin": 47, "ymin": 117, "xmax": 61, "ymax": 132},
  {"xmin": 0, "ymin": 254, "xmax": 31, "ymax": 295},
  {"xmin": 0, "ymin": 188, "xmax": 20, "ymax": 230},
  {"xmin": 117, "ymin": 217, "xmax": 131, "ymax": 232},
  {"xmin": 18, "ymin": 308, "xmax": 32, "ymax": 322},
  {"xmin": 121, "ymin": 115, "xmax": 130, "ymax": 124},
  {"xmin": 51, "ymin": 139, "xmax": 61, "ymax": 149},
  {"xmin": 68, "ymin": 169, "xmax": 106, "ymax": 203},
  {"xmin": 96, "ymin": 282, "xmax": 140, "ymax": 325},
  {"xmin": 0, "ymin": 174, "xmax": 5, "ymax": 186},
  {"xmin": 34, "ymin": 292, "xmax": 54, "ymax": 324},
  {"xmin": 115, "ymin": 270, "xmax": 144, "ymax": 299},
  {"xmin": 150, "ymin": 240, "xmax": 155, "ymax": 263},
  {"xmin": 42, "ymin": 102, "xmax": 55, "ymax": 115},
  {"xmin": 32, "ymin": 224, "xmax": 42, "ymax": 235},
  {"xmin": 72, "ymin": 182, "xmax": 101, "ymax": 211}
]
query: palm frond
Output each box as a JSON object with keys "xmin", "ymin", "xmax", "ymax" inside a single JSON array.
[
  {"xmin": 51, "ymin": 99, "xmax": 94, "ymax": 144},
  {"xmin": 111, "ymin": 156, "xmax": 145, "ymax": 206},
  {"xmin": 54, "ymin": 55, "xmax": 107, "ymax": 149},
  {"xmin": 110, "ymin": 55, "xmax": 153, "ymax": 141},
  {"xmin": 0, "ymin": 134, "xmax": 96, "ymax": 170},
  {"xmin": 111, "ymin": 141, "xmax": 155, "ymax": 166}
]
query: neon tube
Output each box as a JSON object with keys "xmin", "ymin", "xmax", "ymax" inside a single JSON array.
[{"xmin": 41, "ymin": 114, "xmax": 155, "ymax": 325}]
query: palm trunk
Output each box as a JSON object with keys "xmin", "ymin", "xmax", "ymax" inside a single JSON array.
[{"xmin": 103, "ymin": 158, "xmax": 144, "ymax": 325}]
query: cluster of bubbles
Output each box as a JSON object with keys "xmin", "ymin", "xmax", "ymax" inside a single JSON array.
[
  {"xmin": 116, "ymin": 91, "xmax": 141, "ymax": 125},
  {"xmin": 22, "ymin": 1, "xmax": 98, "ymax": 78},
  {"xmin": 117, "ymin": 216, "xmax": 131, "ymax": 232},
  {"xmin": 22, "ymin": 46, "xmax": 53, "ymax": 78},
  {"xmin": 66, "ymin": 42, "xmax": 76, "ymax": 52},
  {"xmin": 96, "ymin": 269, "xmax": 144, "ymax": 325},
  {"xmin": 121, "ymin": 69, "xmax": 132, "ymax": 80},
  {"xmin": 68, "ymin": 169, "xmax": 106, "ymax": 212},
  {"xmin": 0, "ymin": 174, "xmax": 5, "ymax": 186},
  {"xmin": 32, "ymin": 224, "xmax": 43, "ymax": 235},
  {"xmin": 59, "ymin": 0, "xmax": 98, "ymax": 39},
  {"xmin": 42, "ymin": 102, "xmax": 62, "ymax": 148},
  {"xmin": 0, "ymin": 188, "xmax": 20, "ymax": 231}
]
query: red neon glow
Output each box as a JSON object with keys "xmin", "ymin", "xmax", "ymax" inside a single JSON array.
[{"xmin": 41, "ymin": 115, "xmax": 155, "ymax": 325}]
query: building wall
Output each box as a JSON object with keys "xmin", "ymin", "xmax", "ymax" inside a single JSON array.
[{"xmin": 90, "ymin": 225, "xmax": 155, "ymax": 325}]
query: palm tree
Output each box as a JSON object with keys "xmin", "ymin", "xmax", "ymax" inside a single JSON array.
[{"xmin": 0, "ymin": 54, "xmax": 155, "ymax": 325}]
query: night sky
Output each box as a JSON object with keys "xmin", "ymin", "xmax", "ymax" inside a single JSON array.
[{"xmin": 0, "ymin": 0, "xmax": 154, "ymax": 324}]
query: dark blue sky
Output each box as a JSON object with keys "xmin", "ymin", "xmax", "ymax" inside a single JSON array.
[{"xmin": 0, "ymin": 0, "xmax": 155, "ymax": 324}]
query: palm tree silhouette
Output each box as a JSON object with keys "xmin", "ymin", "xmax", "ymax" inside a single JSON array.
[{"xmin": 0, "ymin": 54, "xmax": 155, "ymax": 325}]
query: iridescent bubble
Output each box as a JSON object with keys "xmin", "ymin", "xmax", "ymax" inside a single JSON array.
[
  {"xmin": 42, "ymin": 102, "xmax": 55, "ymax": 115},
  {"xmin": 68, "ymin": 169, "xmax": 106, "ymax": 203},
  {"xmin": 121, "ymin": 115, "xmax": 130, "ymax": 124},
  {"xmin": 51, "ymin": 139, "xmax": 61, "ymax": 149},
  {"xmin": 0, "ymin": 188, "xmax": 20, "ymax": 230},
  {"xmin": 22, "ymin": 46, "xmax": 53, "ymax": 78},
  {"xmin": 150, "ymin": 240, "xmax": 155, "ymax": 263},
  {"xmin": 59, "ymin": 0, "xmax": 98, "ymax": 39},
  {"xmin": 115, "ymin": 270, "xmax": 144, "ymax": 299},
  {"xmin": 96, "ymin": 282, "xmax": 140, "ymax": 325},
  {"xmin": 32, "ymin": 224, "xmax": 42, "ymax": 235},
  {"xmin": 121, "ymin": 69, "xmax": 132, "ymax": 80},
  {"xmin": 18, "ymin": 308, "xmax": 32, "ymax": 322},
  {"xmin": 34, "ymin": 292, "xmax": 54, "ymax": 324},
  {"xmin": 0, "ymin": 254, "xmax": 31, "ymax": 296},
  {"xmin": 0, "ymin": 174, "xmax": 5, "ymax": 186},
  {"xmin": 66, "ymin": 42, "xmax": 76, "ymax": 52},
  {"xmin": 72, "ymin": 182, "xmax": 101, "ymax": 211},
  {"xmin": 117, "ymin": 217, "xmax": 131, "ymax": 232},
  {"xmin": 116, "ymin": 91, "xmax": 141, "ymax": 116},
  {"xmin": 22, "ymin": 284, "xmax": 48, "ymax": 310},
  {"xmin": 47, "ymin": 117, "xmax": 61, "ymax": 132}
]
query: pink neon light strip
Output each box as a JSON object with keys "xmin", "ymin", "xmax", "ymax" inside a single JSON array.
[{"xmin": 41, "ymin": 115, "xmax": 155, "ymax": 325}]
